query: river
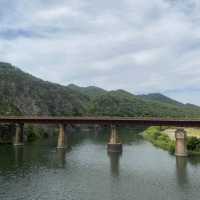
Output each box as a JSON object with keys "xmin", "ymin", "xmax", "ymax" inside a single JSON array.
[{"xmin": 0, "ymin": 128, "xmax": 200, "ymax": 200}]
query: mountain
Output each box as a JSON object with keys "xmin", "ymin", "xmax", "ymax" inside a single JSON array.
[
  {"xmin": 68, "ymin": 84, "xmax": 106, "ymax": 98},
  {"xmin": 89, "ymin": 90, "xmax": 200, "ymax": 118},
  {"xmin": 0, "ymin": 62, "xmax": 89, "ymax": 116},
  {"xmin": 138, "ymin": 93, "xmax": 200, "ymax": 116},
  {"xmin": 0, "ymin": 62, "xmax": 200, "ymax": 118},
  {"xmin": 138, "ymin": 93, "xmax": 183, "ymax": 106}
]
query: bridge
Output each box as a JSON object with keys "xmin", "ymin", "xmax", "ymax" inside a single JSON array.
[
  {"xmin": 1, "ymin": 116, "xmax": 199, "ymax": 157},
  {"xmin": 1, "ymin": 116, "xmax": 200, "ymax": 126}
]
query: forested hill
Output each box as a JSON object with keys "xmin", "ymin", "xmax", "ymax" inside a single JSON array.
[
  {"xmin": 0, "ymin": 62, "xmax": 89, "ymax": 116},
  {"xmin": 0, "ymin": 62, "xmax": 200, "ymax": 118}
]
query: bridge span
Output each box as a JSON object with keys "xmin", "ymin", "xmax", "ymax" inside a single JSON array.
[
  {"xmin": 1, "ymin": 116, "xmax": 199, "ymax": 157},
  {"xmin": 1, "ymin": 116, "xmax": 200, "ymax": 127}
]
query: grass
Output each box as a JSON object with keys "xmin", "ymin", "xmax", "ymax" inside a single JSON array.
[{"xmin": 143, "ymin": 126, "xmax": 175, "ymax": 154}]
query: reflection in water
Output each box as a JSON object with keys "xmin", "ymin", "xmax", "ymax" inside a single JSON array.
[
  {"xmin": 56, "ymin": 149, "xmax": 66, "ymax": 168},
  {"xmin": 13, "ymin": 146, "xmax": 24, "ymax": 167},
  {"xmin": 3, "ymin": 128, "xmax": 200, "ymax": 200},
  {"xmin": 94, "ymin": 125, "xmax": 100, "ymax": 137},
  {"xmin": 188, "ymin": 156, "xmax": 200, "ymax": 166},
  {"xmin": 108, "ymin": 152, "xmax": 122, "ymax": 177},
  {"xmin": 176, "ymin": 156, "xmax": 188, "ymax": 186}
]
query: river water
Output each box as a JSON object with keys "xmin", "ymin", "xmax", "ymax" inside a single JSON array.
[{"xmin": 0, "ymin": 128, "xmax": 200, "ymax": 200}]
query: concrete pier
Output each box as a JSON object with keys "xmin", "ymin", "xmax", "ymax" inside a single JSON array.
[
  {"xmin": 13, "ymin": 123, "xmax": 24, "ymax": 146},
  {"xmin": 175, "ymin": 128, "xmax": 187, "ymax": 157},
  {"xmin": 57, "ymin": 124, "xmax": 66, "ymax": 149},
  {"xmin": 107, "ymin": 125, "xmax": 122, "ymax": 153}
]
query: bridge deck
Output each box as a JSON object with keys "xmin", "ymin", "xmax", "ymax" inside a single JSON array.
[{"xmin": 0, "ymin": 116, "xmax": 200, "ymax": 127}]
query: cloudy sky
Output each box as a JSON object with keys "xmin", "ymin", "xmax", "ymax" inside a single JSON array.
[{"xmin": 0, "ymin": 0, "xmax": 200, "ymax": 105}]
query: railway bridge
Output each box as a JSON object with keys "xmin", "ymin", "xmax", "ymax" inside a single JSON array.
[{"xmin": 1, "ymin": 116, "xmax": 199, "ymax": 156}]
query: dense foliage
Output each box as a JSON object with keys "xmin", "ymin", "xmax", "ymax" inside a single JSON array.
[
  {"xmin": 0, "ymin": 100, "xmax": 21, "ymax": 115},
  {"xmin": 68, "ymin": 84, "xmax": 106, "ymax": 98},
  {"xmin": 89, "ymin": 91, "xmax": 200, "ymax": 118},
  {"xmin": 187, "ymin": 137, "xmax": 200, "ymax": 153}
]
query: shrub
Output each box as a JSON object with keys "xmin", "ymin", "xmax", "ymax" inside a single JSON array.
[
  {"xmin": 169, "ymin": 141, "xmax": 175, "ymax": 154},
  {"xmin": 187, "ymin": 137, "xmax": 200, "ymax": 151},
  {"xmin": 26, "ymin": 125, "xmax": 38, "ymax": 142}
]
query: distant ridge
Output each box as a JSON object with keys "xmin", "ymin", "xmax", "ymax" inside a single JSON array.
[
  {"xmin": 138, "ymin": 93, "xmax": 183, "ymax": 106},
  {"xmin": 0, "ymin": 62, "xmax": 200, "ymax": 118},
  {"xmin": 68, "ymin": 84, "xmax": 107, "ymax": 98}
]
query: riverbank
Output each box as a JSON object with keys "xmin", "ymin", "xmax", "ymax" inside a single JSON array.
[
  {"xmin": 143, "ymin": 127, "xmax": 200, "ymax": 156},
  {"xmin": 143, "ymin": 127, "xmax": 175, "ymax": 154}
]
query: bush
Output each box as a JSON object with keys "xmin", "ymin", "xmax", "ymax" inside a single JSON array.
[
  {"xmin": 26, "ymin": 125, "xmax": 38, "ymax": 142},
  {"xmin": 187, "ymin": 137, "xmax": 200, "ymax": 151},
  {"xmin": 169, "ymin": 141, "xmax": 175, "ymax": 154},
  {"xmin": 158, "ymin": 134, "xmax": 169, "ymax": 142},
  {"xmin": 145, "ymin": 127, "xmax": 161, "ymax": 140}
]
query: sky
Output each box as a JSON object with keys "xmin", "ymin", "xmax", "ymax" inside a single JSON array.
[{"xmin": 0, "ymin": 0, "xmax": 200, "ymax": 105}]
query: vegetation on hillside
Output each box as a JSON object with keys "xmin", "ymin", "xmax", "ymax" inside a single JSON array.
[
  {"xmin": 88, "ymin": 90, "xmax": 200, "ymax": 118},
  {"xmin": 0, "ymin": 62, "xmax": 89, "ymax": 116},
  {"xmin": 68, "ymin": 84, "xmax": 107, "ymax": 98},
  {"xmin": 0, "ymin": 100, "xmax": 21, "ymax": 115},
  {"xmin": 139, "ymin": 93, "xmax": 182, "ymax": 106}
]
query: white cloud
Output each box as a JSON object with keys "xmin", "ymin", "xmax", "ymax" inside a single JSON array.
[
  {"xmin": 0, "ymin": 0, "xmax": 200, "ymax": 104},
  {"xmin": 35, "ymin": 6, "xmax": 78, "ymax": 21}
]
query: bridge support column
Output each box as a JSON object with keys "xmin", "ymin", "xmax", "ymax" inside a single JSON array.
[
  {"xmin": 57, "ymin": 124, "xmax": 66, "ymax": 149},
  {"xmin": 175, "ymin": 128, "xmax": 187, "ymax": 157},
  {"xmin": 107, "ymin": 125, "xmax": 122, "ymax": 153},
  {"xmin": 13, "ymin": 123, "xmax": 24, "ymax": 146}
]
